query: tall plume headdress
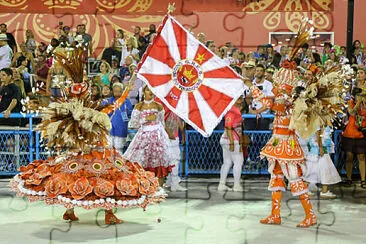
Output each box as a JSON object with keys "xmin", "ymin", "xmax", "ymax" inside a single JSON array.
[
  {"xmin": 273, "ymin": 17, "xmax": 314, "ymax": 89},
  {"xmin": 27, "ymin": 46, "xmax": 114, "ymax": 154}
]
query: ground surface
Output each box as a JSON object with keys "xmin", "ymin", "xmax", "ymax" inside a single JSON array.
[{"xmin": 0, "ymin": 178, "xmax": 365, "ymax": 244}]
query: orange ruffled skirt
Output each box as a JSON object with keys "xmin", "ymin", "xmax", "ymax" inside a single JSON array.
[{"xmin": 10, "ymin": 149, "xmax": 165, "ymax": 210}]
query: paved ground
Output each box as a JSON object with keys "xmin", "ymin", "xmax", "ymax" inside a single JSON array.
[{"xmin": 0, "ymin": 177, "xmax": 365, "ymax": 244}]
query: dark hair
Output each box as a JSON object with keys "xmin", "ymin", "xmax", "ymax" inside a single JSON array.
[
  {"xmin": 324, "ymin": 42, "xmax": 332, "ymax": 49},
  {"xmin": 18, "ymin": 55, "xmax": 27, "ymax": 64},
  {"xmin": 256, "ymin": 63, "xmax": 265, "ymax": 71},
  {"xmin": 117, "ymin": 29, "xmax": 124, "ymax": 38},
  {"xmin": 0, "ymin": 23, "xmax": 6, "ymax": 28},
  {"xmin": 302, "ymin": 43, "xmax": 309, "ymax": 49},
  {"xmin": 205, "ymin": 40, "xmax": 214, "ymax": 47},
  {"xmin": 1, "ymin": 68, "xmax": 13, "ymax": 77}
]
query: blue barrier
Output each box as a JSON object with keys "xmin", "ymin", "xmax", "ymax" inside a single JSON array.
[{"xmin": 0, "ymin": 113, "xmax": 349, "ymax": 177}]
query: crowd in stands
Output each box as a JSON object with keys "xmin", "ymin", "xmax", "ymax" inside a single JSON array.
[{"xmin": 0, "ymin": 22, "xmax": 364, "ymax": 132}]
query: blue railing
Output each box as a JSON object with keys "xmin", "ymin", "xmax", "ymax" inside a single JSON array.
[{"xmin": 0, "ymin": 113, "xmax": 346, "ymax": 177}]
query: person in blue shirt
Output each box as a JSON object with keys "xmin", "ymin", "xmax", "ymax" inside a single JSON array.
[{"xmin": 103, "ymin": 82, "xmax": 133, "ymax": 154}]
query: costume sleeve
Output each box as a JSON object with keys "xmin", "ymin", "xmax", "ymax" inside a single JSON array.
[
  {"xmin": 128, "ymin": 109, "xmax": 141, "ymax": 129},
  {"xmin": 101, "ymin": 89, "xmax": 130, "ymax": 114},
  {"xmin": 250, "ymin": 86, "xmax": 273, "ymax": 109}
]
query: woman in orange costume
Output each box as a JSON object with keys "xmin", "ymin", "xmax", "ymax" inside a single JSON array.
[
  {"xmin": 245, "ymin": 59, "xmax": 317, "ymax": 228},
  {"xmin": 341, "ymin": 68, "xmax": 366, "ymax": 188},
  {"xmin": 10, "ymin": 47, "xmax": 165, "ymax": 225}
]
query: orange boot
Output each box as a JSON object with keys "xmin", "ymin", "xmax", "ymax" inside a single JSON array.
[
  {"xmin": 260, "ymin": 191, "xmax": 282, "ymax": 225},
  {"xmin": 296, "ymin": 193, "xmax": 317, "ymax": 228},
  {"xmin": 63, "ymin": 208, "xmax": 79, "ymax": 221},
  {"xmin": 105, "ymin": 209, "xmax": 123, "ymax": 225}
]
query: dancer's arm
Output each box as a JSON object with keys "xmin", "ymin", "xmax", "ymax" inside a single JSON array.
[{"xmin": 101, "ymin": 74, "xmax": 136, "ymax": 114}]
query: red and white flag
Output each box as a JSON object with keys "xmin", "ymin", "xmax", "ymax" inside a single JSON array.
[{"xmin": 137, "ymin": 15, "xmax": 244, "ymax": 137}]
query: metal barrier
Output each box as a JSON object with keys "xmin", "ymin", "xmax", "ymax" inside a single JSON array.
[{"xmin": 0, "ymin": 113, "xmax": 348, "ymax": 177}]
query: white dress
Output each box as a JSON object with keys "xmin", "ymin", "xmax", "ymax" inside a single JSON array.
[
  {"xmin": 303, "ymin": 127, "xmax": 341, "ymax": 185},
  {"xmin": 123, "ymin": 108, "xmax": 174, "ymax": 177}
]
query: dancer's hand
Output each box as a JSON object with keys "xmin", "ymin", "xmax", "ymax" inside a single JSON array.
[
  {"xmin": 229, "ymin": 142, "xmax": 234, "ymax": 152},
  {"xmin": 319, "ymin": 147, "xmax": 325, "ymax": 157}
]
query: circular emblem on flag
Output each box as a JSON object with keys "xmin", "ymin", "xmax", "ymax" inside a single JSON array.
[{"xmin": 172, "ymin": 59, "xmax": 204, "ymax": 92}]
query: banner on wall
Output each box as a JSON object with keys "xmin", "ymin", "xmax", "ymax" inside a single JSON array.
[
  {"xmin": 0, "ymin": 0, "xmax": 333, "ymax": 14},
  {"xmin": 137, "ymin": 15, "xmax": 244, "ymax": 137}
]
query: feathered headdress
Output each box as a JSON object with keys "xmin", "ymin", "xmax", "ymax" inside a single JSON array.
[
  {"xmin": 23, "ymin": 46, "xmax": 122, "ymax": 154},
  {"xmin": 289, "ymin": 65, "xmax": 352, "ymax": 138},
  {"xmin": 273, "ymin": 18, "xmax": 314, "ymax": 89}
]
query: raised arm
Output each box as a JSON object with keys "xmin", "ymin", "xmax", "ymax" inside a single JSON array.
[{"xmin": 101, "ymin": 74, "xmax": 136, "ymax": 114}]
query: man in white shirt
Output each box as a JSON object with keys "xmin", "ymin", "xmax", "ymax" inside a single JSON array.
[
  {"xmin": 245, "ymin": 63, "xmax": 274, "ymax": 130},
  {"xmin": 0, "ymin": 34, "xmax": 12, "ymax": 70}
]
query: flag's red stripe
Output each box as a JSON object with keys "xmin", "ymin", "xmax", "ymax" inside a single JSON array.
[
  {"xmin": 138, "ymin": 15, "xmax": 170, "ymax": 71},
  {"xmin": 164, "ymin": 86, "xmax": 182, "ymax": 109},
  {"xmin": 204, "ymin": 66, "xmax": 240, "ymax": 79},
  {"xmin": 188, "ymin": 93, "xmax": 204, "ymax": 131},
  {"xmin": 147, "ymin": 35, "xmax": 176, "ymax": 68},
  {"xmin": 171, "ymin": 19, "xmax": 187, "ymax": 60},
  {"xmin": 140, "ymin": 74, "xmax": 171, "ymax": 87},
  {"xmin": 193, "ymin": 44, "xmax": 214, "ymax": 66},
  {"xmin": 198, "ymin": 84, "xmax": 233, "ymax": 117}
]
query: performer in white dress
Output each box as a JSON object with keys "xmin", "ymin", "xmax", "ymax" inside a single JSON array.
[
  {"xmin": 303, "ymin": 127, "xmax": 341, "ymax": 198},
  {"xmin": 124, "ymin": 86, "xmax": 174, "ymax": 186}
]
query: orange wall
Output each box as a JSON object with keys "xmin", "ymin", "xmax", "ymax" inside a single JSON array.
[{"xmin": 0, "ymin": 0, "xmax": 364, "ymax": 56}]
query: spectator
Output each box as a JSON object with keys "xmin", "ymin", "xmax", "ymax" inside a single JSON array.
[
  {"xmin": 111, "ymin": 29, "xmax": 125, "ymax": 53},
  {"xmin": 101, "ymin": 84, "xmax": 111, "ymax": 99},
  {"xmin": 134, "ymin": 26, "xmax": 147, "ymax": 55},
  {"xmin": 90, "ymin": 83, "xmax": 101, "ymax": 102},
  {"xmin": 341, "ymin": 68, "xmax": 366, "ymax": 188},
  {"xmin": 245, "ymin": 63, "xmax": 274, "ymax": 130},
  {"xmin": 0, "ymin": 23, "xmax": 16, "ymax": 53},
  {"xmin": 0, "ymin": 33, "xmax": 12, "ymax": 70},
  {"xmin": 322, "ymin": 42, "xmax": 332, "ymax": 64},
  {"xmin": 144, "ymin": 24, "xmax": 156, "ymax": 44},
  {"xmin": 119, "ymin": 55, "xmax": 133, "ymax": 79},
  {"xmin": 62, "ymin": 26, "xmax": 73, "ymax": 45},
  {"xmin": 76, "ymin": 24, "xmax": 93, "ymax": 56},
  {"xmin": 110, "ymin": 57, "xmax": 120, "ymax": 76},
  {"xmin": 0, "ymin": 68, "xmax": 21, "ymax": 126},
  {"xmin": 12, "ymin": 68, "xmax": 31, "ymax": 99},
  {"xmin": 25, "ymin": 29, "xmax": 36, "ymax": 55},
  {"xmin": 253, "ymin": 45, "xmax": 265, "ymax": 61},
  {"xmin": 197, "ymin": 32, "xmax": 206, "ymax": 44},
  {"xmin": 11, "ymin": 42, "xmax": 36, "ymax": 73},
  {"xmin": 16, "ymin": 56, "xmax": 31, "ymax": 86},
  {"xmin": 95, "ymin": 60, "xmax": 112, "ymax": 86},
  {"xmin": 120, "ymin": 36, "xmax": 139, "ymax": 66},
  {"xmin": 104, "ymin": 82, "xmax": 133, "ymax": 154},
  {"xmin": 34, "ymin": 54, "xmax": 50, "ymax": 91},
  {"xmin": 206, "ymin": 40, "xmax": 217, "ymax": 54},
  {"xmin": 46, "ymin": 62, "xmax": 69, "ymax": 97}
]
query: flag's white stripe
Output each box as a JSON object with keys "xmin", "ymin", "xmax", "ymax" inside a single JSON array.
[
  {"xmin": 174, "ymin": 91, "xmax": 189, "ymax": 120},
  {"xmin": 192, "ymin": 90, "xmax": 218, "ymax": 134},
  {"xmin": 139, "ymin": 56, "xmax": 172, "ymax": 75},
  {"xmin": 186, "ymin": 33, "xmax": 200, "ymax": 60},
  {"xmin": 150, "ymin": 80, "xmax": 175, "ymax": 98},
  {"xmin": 201, "ymin": 56, "xmax": 228, "ymax": 73},
  {"xmin": 202, "ymin": 78, "xmax": 245, "ymax": 98},
  {"xmin": 161, "ymin": 19, "xmax": 181, "ymax": 64}
]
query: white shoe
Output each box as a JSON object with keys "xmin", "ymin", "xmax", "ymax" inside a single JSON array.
[
  {"xmin": 320, "ymin": 191, "xmax": 336, "ymax": 199},
  {"xmin": 233, "ymin": 184, "xmax": 244, "ymax": 192},
  {"xmin": 218, "ymin": 183, "xmax": 232, "ymax": 192},
  {"xmin": 171, "ymin": 184, "xmax": 187, "ymax": 192}
]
